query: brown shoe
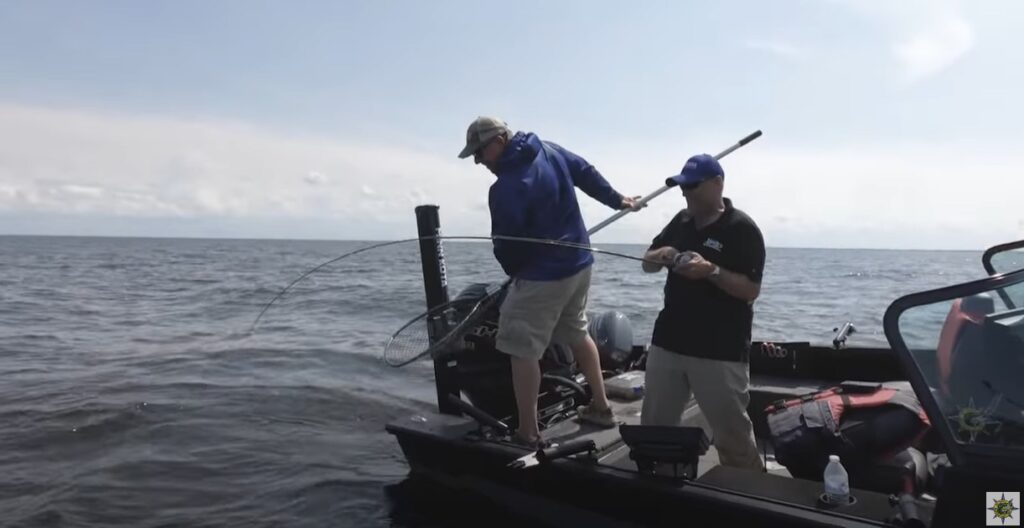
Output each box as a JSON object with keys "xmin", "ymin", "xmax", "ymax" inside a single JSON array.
[{"xmin": 576, "ymin": 404, "xmax": 617, "ymax": 428}]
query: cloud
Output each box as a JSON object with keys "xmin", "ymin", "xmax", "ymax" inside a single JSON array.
[
  {"xmin": 0, "ymin": 102, "xmax": 491, "ymax": 235},
  {"xmin": 572, "ymin": 132, "xmax": 1024, "ymax": 250},
  {"xmin": 60, "ymin": 184, "xmax": 104, "ymax": 197},
  {"xmin": 304, "ymin": 171, "xmax": 327, "ymax": 185},
  {"xmin": 893, "ymin": 12, "xmax": 973, "ymax": 82},
  {"xmin": 835, "ymin": 0, "xmax": 974, "ymax": 83},
  {"xmin": 0, "ymin": 102, "xmax": 1021, "ymax": 249},
  {"xmin": 743, "ymin": 39, "xmax": 810, "ymax": 61}
]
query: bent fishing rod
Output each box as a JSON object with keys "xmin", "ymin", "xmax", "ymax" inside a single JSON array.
[
  {"xmin": 381, "ymin": 129, "xmax": 762, "ymax": 366},
  {"xmin": 249, "ymin": 234, "xmax": 659, "ymax": 332},
  {"xmin": 250, "ymin": 129, "xmax": 762, "ymax": 334}
]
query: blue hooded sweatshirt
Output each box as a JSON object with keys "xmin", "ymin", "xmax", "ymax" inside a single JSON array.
[{"xmin": 489, "ymin": 131, "xmax": 624, "ymax": 280}]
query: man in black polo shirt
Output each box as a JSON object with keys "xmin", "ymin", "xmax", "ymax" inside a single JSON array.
[{"xmin": 639, "ymin": 153, "xmax": 765, "ymax": 471}]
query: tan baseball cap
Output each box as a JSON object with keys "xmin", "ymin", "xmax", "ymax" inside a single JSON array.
[{"xmin": 458, "ymin": 116, "xmax": 512, "ymax": 159}]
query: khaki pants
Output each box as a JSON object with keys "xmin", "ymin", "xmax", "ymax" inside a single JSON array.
[
  {"xmin": 641, "ymin": 344, "xmax": 763, "ymax": 471},
  {"xmin": 496, "ymin": 266, "xmax": 591, "ymax": 360}
]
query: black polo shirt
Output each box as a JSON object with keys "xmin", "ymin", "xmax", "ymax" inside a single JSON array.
[{"xmin": 649, "ymin": 198, "xmax": 765, "ymax": 363}]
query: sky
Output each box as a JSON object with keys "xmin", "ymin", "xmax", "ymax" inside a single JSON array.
[{"xmin": 1, "ymin": 0, "xmax": 1022, "ymax": 249}]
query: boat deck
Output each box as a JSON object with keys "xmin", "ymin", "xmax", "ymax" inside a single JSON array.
[
  {"xmin": 530, "ymin": 370, "xmax": 843, "ymax": 480},
  {"xmin": 386, "ymin": 369, "xmax": 937, "ymax": 527},
  {"xmin": 533, "ymin": 389, "xmax": 793, "ymax": 481}
]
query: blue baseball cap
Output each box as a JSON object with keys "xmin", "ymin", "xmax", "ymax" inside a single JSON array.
[{"xmin": 665, "ymin": 153, "xmax": 724, "ymax": 188}]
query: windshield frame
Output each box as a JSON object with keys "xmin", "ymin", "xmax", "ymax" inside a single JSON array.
[
  {"xmin": 883, "ymin": 266, "xmax": 1024, "ymax": 470},
  {"xmin": 983, "ymin": 239, "xmax": 1024, "ymax": 276}
]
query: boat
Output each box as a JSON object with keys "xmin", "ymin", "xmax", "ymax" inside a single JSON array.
[{"xmin": 385, "ymin": 205, "xmax": 1024, "ymax": 527}]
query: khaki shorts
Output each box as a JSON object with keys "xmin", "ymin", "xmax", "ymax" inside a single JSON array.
[{"xmin": 496, "ymin": 266, "xmax": 592, "ymax": 360}]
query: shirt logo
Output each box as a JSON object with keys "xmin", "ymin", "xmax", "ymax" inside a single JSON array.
[{"xmin": 703, "ymin": 238, "xmax": 723, "ymax": 252}]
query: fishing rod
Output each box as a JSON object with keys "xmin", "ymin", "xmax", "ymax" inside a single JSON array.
[
  {"xmin": 588, "ymin": 129, "xmax": 762, "ymax": 233},
  {"xmin": 383, "ymin": 129, "xmax": 763, "ymax": 366},
  {"xmin": 249, "ymin": 234, "xmax": 660, "ymax": 332},
  {"xmin": 251, "ymin": 236, "xmax": 425, "ymax": 332},
  {"xmin": 249, "ymin": 129, "xmax": 764, "ymax": 365}
]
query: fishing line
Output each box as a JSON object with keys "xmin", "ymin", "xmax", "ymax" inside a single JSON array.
[
  {"xmin": 252, "ymin": 128, "xmax": 764, "ymax": 366},
  {"xmin": 249, "ymin": 235, "xmax": 663, "ymax": 333},
  {"xmin": 250, "ymin": 128, "xmax": 763, "ymax": 334}
]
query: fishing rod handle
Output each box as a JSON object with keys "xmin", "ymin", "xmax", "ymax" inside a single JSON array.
[{"xmin": 587, "ymin": 129, "xmax": 762, "ymax": 236}]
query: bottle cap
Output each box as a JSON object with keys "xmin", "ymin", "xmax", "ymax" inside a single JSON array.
[{"xmin": 829, "ymin": 455, "xmax": 840, "ymax": 462}]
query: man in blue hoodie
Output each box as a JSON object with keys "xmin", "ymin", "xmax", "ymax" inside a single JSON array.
[{"xmin": 459, "ymin": 116, "xmax": 639, "ymax": 446}]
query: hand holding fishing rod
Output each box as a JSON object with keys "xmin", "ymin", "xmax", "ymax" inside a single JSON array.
[
  {"xmin": 586, "ymin": 130, "xmax": 761, "ymax": 233},
  {"xmin": 382, "ymin": 129, "xmax": 763, "ymax": 367}
]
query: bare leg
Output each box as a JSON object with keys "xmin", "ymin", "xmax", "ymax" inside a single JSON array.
[
  {"xmin": 569, "ymin": 335, "xmax": 610, "ymax": 411},
  {"xmin": 509, "ymin": 355, "xmax": 542, "ymax": 441}
]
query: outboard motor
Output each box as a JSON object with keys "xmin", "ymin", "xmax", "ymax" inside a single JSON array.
[{"xmin": 588, "ymin": 310, "xmax": 635, "ymax": 371}]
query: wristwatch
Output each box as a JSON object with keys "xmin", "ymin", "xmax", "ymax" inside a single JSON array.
[{"xmin": 709, "ymin": 265, "xmax": 721, "ymax": 280}]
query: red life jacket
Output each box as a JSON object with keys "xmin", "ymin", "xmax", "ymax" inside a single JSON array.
[
  {"xmin": 766, "ymin": 382, "xmax": 931, "ymax": 482},
  {"xmin": 766, "ymin": 382, "xmax": 930, "ymax": 429}
]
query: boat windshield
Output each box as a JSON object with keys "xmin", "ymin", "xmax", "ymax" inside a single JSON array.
[
  {"xmin": 885, "ymin": 266, "xmax": 1024, "ymax": 466},
  {"xmin": 984, "ymin": 239, "xmax": 1024, "ymax": 278}
]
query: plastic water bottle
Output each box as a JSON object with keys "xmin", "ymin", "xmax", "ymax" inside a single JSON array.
[{"xmin": 823, "ymin": 455, "xmax": 850, "ymax": 505}]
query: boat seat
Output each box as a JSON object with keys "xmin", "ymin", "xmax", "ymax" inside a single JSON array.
[{"xmin": 849, "ymin": 446, "xmax": 927, "ymax": 496}]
